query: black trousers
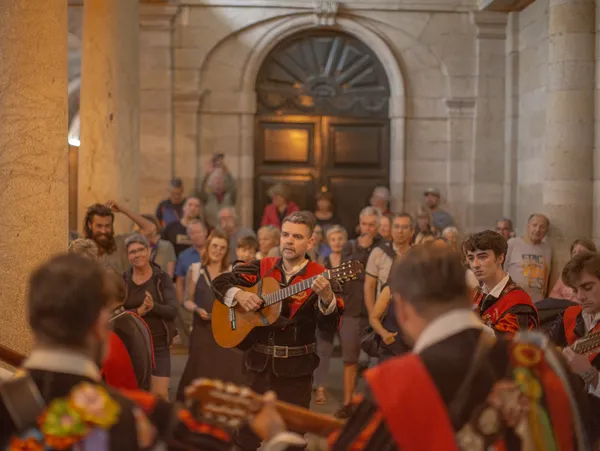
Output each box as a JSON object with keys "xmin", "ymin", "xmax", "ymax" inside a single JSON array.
[{"xmin": 233, "ymin": 366, "xmax": 313, "ymax": 451}]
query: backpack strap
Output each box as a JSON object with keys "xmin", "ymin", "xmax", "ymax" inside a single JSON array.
[
  {"xmin": 0, "ymin": 371, "xmax": 46, "ymax": 432},
  {"xmin": 378, "ymin": 241, "xmax": 397, "ymax": 260}
]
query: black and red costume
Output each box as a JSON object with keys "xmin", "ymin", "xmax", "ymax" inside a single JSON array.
[
  {"xmin": 549, "ymin": 305, "xmax": 600, "ymax": 367},
  {"xmin": 472, "ymin": 277, "xmax": 539, "ymax": 335},
  {"xmin": 212, "ymin": 256, "xmax": 343, "ymax": 451}
]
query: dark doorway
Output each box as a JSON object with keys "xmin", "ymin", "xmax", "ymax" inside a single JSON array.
[{"xmin": 254, "ymin": 31, "xmax": 390, "ymax": 232}]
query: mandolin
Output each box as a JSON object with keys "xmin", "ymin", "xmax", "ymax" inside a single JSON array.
[
  {"xmin": 211, "ymin": 260, "xmax": 363, "ymax": 348},
  {"xmin": 570, "ymin": 330, "xmax": 600, "ymax": 355},
  {"xmin": 185, "ymin": 378, "xmax": 344, "ymax": 436}
]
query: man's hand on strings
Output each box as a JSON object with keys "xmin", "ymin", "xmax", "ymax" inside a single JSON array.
[{"xmin": 312, "ymin": 275, "xmax": 334, "ymax": 304}]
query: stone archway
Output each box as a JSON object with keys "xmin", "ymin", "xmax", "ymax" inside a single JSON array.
[
  {"xmin": 194, "ymin": 14, "xmax": 406, "ymax": 227},
  {"xmin": 235, "ymin": 16, "xmax": 406, "ymax": 226},
  {"xmin": 252, "ymin": 29, "xmax": 392, "ymax": 231}
]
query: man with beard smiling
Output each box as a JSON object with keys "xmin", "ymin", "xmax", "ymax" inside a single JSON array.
[
  {"xmin": 212, "ymin": 211, "xmax": 343, "ymax": 451},
  {"xmin": 84, "ymin": 201, "xmax": 156, "ymax": 274},
  {"xmin": 465, "ymin": 230, "xmax": 538, "ymax": 335}
]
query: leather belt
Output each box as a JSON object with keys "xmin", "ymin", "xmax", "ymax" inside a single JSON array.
[{"xmin": 252, "ymin": 343, "xmax": 316, "ymax": 359}]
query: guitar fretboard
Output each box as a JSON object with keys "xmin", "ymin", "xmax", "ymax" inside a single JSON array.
[{"xmin": 262, "ymin": 273, "xmax": 329, "ymax": 306}]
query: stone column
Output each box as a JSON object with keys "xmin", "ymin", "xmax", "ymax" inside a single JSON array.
[
  {"xmin": 504, "ymin": 12, "xmax": 519, "ymax": 222},
  {"xmin": 0, "ymin": 1, "xmax": 68, "ymax": 355},
  {"xmin": 139, "ymin": 3, "xmax": 178, "ymax": 214},
  {"xmin": 544, "ymin": 0, "xmax": 594, "ymax": 281},
  {"xmin": 468, "ymin": 12, "xmax": 507, "ymax": 232},
  {"xmin": 173, "ymin": 92, "xmax": 202, "ymax": 199},
  {"xmin": 79, "ymin": 0, "xmax": 140, "ymax": 234},
  {"xmin": 594, "ymin": 3, "xmax": 600, "ymax": 246},
  {"xmin": 445, "ymin": 98, "xmax": 475, "ymax": 232},
  {"xmin": 389, "ymin": 95, "xmax": 406, "ymax": 214}
]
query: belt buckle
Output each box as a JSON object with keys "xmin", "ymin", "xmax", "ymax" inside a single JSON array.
[{"xmin": 273, "ymin": 345, "xmax": 288, "ymax": 358}]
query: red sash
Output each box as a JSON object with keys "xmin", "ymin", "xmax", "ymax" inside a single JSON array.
[
  {"xmin": 563, "ymin": 305, "xmax": 583, "ymax": 345},
  {"xmin": 365, "ymin": 354, "xmax": 458, "ymax": 451},
  {"xmin": 474, "ymin": 282, "xmax": 537, "ymax": 327},
  {"xmin": 259, "ymin": 257, "xmax": 341, "ymax": 319}
]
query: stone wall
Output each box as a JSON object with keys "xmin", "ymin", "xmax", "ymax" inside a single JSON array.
[
  {"xmin": 163, "ymin": 1, "xmax": 492, "ymax": 229},
  {"xmin": 515, "ymin": 0, "xmax": 548, "ymax": 233}
]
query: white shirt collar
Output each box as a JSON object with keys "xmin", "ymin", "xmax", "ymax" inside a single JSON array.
[
  {"xmin": 23, "ymin": 348, "xmax": 101, "ymax": 382},
  {"xmin": 582, "ymin": 311, "xmax": 600, "ymax": 333},
  {"xmin": 412, "ymin": 309, "xmax": 493, "ymax": 354},
  {"xmin": 482, "ymin": 273, "xmax": 510, "ymax": 298}
]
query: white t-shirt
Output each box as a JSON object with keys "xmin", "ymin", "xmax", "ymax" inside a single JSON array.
[{"xmin": 504, "ymin": 237, "xmax": 552, "ymax": 303}]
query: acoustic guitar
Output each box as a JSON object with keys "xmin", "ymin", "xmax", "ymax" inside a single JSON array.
[
  {"xmin": 185, "ymin": 378, "xmax": 344, "ymax": 436},
  {"xmin": 212, "ymin": 260, "xmax": 363, "ymax": 348}
]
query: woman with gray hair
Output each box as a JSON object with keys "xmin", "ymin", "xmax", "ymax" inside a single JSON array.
[
  {"xmin": 122, "ymin": 233, "xmax": 178, "ymax": 400},
  {"xmin": 441, "ymin": 226, "xmax": 460, "ymax": 251},
  {"xmin": 260, "ymin": 183, "xmax": 300, "ymax": 228}
]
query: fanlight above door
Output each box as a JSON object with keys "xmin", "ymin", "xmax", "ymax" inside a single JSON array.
[{"xmin": 256, "ymin": 31, "xmax": 390, "ymax": 118}]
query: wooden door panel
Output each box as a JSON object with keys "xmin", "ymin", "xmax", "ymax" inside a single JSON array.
[
  {"xmin": 323, "ymin": 117, "xmax": 389, "ymax": 174},
  {"xmin": 254, "ymin": 115, "xmax": 390, "ymax": 232},
  {"xmin": 254, "ymin": 116, "xmax": 320, "ymax": 228},
  {"xmin": 263, "ymin": 127, "xmax": 311, "ymax": 163},
  {"xmin": 329, "ymin": 176, "xmax": 387, "ymax": 237},
  {"xmin": 322, "ymin": 117, "xmax": 390, "ymax": 235},
  {"xmin": 256, "ymin": 116, "xmax": 320, "ymax": 169},
  {"xmin": 254, "ymin": 174, "xmax": 316, "ymax": 228}
]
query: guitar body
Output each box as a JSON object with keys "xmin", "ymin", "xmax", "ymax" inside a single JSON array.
[{"xmin": 212, "ymin": 276, "xmax": 282, "ymax": 348}]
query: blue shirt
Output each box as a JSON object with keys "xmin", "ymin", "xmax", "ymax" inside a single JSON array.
[{"xmin": 175, "ymin": 247, "xmax": 201, "ymax": 278}]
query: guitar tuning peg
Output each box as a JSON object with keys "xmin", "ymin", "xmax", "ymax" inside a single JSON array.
[
  {"xmin": 217, "ymin": 414, "xmax": 228, "ymax": 424},
  {"xmin": 225, "ymin": 383, "xmax": 240, "ymax": 394},
  {"xmin": 240, "ymin": 387, "xmax": 251, "ymax": 398},
  {"xmin": 229, "ymin": 418, "xmax": 242, "ymax": 428}
]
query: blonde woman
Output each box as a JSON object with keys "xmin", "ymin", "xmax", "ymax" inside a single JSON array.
[
  {"xmin": 256, "ymin": 225, "xmax": 280, "ymax": 259},
  {"xmin": 176, "ymin": 230, "xmax": 245, "ymax": 401}
]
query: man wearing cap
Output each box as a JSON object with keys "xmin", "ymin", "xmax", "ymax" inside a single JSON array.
[
  {"xmin": 424, "ymin": 187, "xmax": 454, "ymax": 232},
  {"xmin": 370, "ymin": 186, "xmax": 391, "ymax": 215}
]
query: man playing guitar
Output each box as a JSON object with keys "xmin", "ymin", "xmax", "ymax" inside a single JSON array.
[
  {"xmin": 212, "ymin": 210, "xmax": 343, "ymax": 451},
  {"xmin": 549, "ymin": 251, "xmax": 600, "ymax": 396}
]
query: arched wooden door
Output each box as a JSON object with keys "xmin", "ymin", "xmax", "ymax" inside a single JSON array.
[{"xmin": 254, "ymin": 31, "xmax": 391, "ymax": 232}]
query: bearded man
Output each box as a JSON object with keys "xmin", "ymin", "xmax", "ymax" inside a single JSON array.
[{"xmin": 83, "ymin": 201, "xmax": 155, "ymax": 273}]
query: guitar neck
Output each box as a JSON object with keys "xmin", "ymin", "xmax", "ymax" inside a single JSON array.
[
  {"xmin": 275, "ymin": 398, "xmax": 344, "ymax": 436},
  {"xmin": 263, "ymin": 272, "xmax": 328, "ymax": 307},
  {"xmin": 572, "ymin": 330, "xmax": 600, "ymax": 355}
]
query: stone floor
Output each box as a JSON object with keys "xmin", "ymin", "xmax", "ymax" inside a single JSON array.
[{"xmin": 169, "ymin": 345, "xmax": 353, "ymax": 451}]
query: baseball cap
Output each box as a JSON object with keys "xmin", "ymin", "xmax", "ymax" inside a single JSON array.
[
  {"xmin": 424, "ymin": 187, "xmax": 441, "ymax": 197},
  {"xmin": 372, "ymin": 186, "xmax": 390, "ymax": 200}
]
